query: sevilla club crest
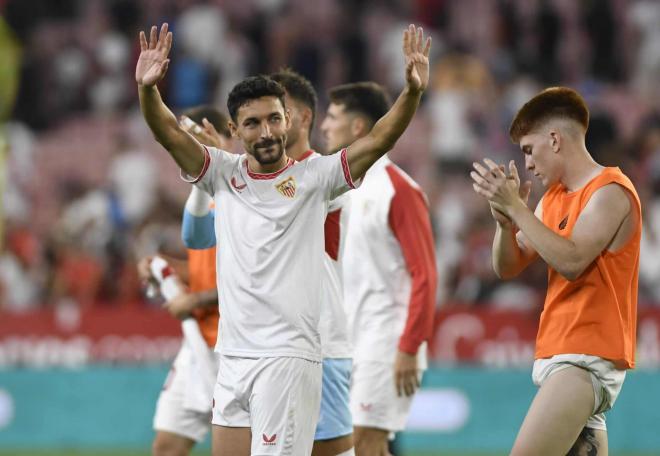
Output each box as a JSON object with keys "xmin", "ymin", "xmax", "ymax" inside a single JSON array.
[{"xmin": 275, "ymin": 176, "xmax": 296, "ymax": 198}]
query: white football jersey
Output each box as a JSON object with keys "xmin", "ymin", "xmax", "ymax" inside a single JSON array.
[
  {"xmin": 187, "ymin": 146, "xmax": 356, "ymax": 362},
  {"xmin": 343, "ymin": 156, "xmax": 436, "ymax": 367}
]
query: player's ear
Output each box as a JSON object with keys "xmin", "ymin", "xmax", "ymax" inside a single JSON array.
[
  {"xmin": 350, "ymin": 116, "xmax": 369, "ymax": 137},
  {"xmin": 284, "ymin": 109, "xmax": 292, "ymax": 130},
  {"xmin": 228, "ymin": 121, "xmax": 239, "ymax": 138},
  {"xmin": 550, "ymin": 130, "xmax": 561, "ymax": 153},
  {"xmin": 301, "ymin": 106, "xmax": 313, "ymax": 131}
]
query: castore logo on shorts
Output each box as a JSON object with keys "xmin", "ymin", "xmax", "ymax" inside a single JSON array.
[{"xmin": 262, "ymin": 433, "xmax": 277, "ymax": 445}]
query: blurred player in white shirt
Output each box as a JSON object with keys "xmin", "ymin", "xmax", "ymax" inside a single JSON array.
[
  {"xmin": 321, "ymin": 82, "xmax": 438, "ymax": 456},
  {"xmin": 271, "ymin": 68, "xmax": 354, "ymax": 456},
  {"xmin": 136, "ymin": 23, "xmax": 431, "ymax": 456}
]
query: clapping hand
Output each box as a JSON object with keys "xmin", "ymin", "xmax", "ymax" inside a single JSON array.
[{"xmin": 471, "ymin": 159, "xmax": 532, "ymax": 221}]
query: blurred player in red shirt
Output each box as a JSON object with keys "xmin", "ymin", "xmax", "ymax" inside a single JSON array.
[{"xmin": 321, "ymin": 82, "xmax": 437, "ymax": 455}]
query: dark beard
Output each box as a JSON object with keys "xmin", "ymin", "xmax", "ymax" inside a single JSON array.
[{"xmin": 250, "ymin": 135, "xmax": 287, "ymax": 165}]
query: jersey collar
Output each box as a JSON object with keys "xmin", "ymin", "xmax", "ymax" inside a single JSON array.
[{"xmin": 245, "ymin": 157, "xmax": 294, "ymax": 180}]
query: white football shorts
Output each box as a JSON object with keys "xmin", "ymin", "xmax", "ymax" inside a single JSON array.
[
  {"xmin": 212, "ymin": 355, "xmax": 322, "ymax": 455},
  {"xmin": 532, "ymin": 353, "xmax": 626, "ymax": 430},
  {"xmin": 153, "ymin": 342, "xmax": 219, "ymax": 442},
  {"xmin": 350, "ymin": 360, "xmax": 423, "ymax": 434}
]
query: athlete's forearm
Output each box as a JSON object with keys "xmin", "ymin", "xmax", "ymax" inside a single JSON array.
[
  {"xmin": 138, "ymin": 84, "xmax": 204, "ymax": 176},
  {"xmin": 370, "ymin": 86, "xmax": 422, "ymax": 151},
  {"xmin": 138, "ymin": 84, "xmax": 179, "ymax": 146},
  {"xmin": 193, "ymin": 289, "xmax": 218, "ymax": 308},
  {"xmin": 508, "ymin": 201, "xmax": 583, "ymax": 280},
  {"xmin": 492, "ymin": 223, "xmax": 527, "ymax": 279},
  {"xmin": 347, "ymin": 87, "xmax": 422, "ymax": 179}
]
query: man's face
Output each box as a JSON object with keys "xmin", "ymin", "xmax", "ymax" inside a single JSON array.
[
  {"xmin": 232, "ymin": 96, "xmax": 290, "ymax": 165},
  {"xmin": 519, "ymin": 130, "xmax": 561, "ymax": 187},
  {"xmin": 320, "ymin": 103, "xmax": 359, "ymax": 153}
]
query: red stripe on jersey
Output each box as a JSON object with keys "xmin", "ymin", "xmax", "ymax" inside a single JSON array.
[
  {"xmin": 340, "ymin": 148, "xmax": 356, "ymax": 189},
  {"xmin": 324, "ymin": 209, "xmax": 341, "ymax": 261},
  {"xmin": 189, "ymin": 145, "xmax": 211, "ymax": 184},
  {"xmin": 297, "ymin": 150, "xmax": 315, "ymax": 162},
  {"xmin": 385, "ymin": 164, "xmax": 437, "ymax": 356},
  {"xmin": 246, "ymin": 158, "xmax": 294, "ymax": 180}
]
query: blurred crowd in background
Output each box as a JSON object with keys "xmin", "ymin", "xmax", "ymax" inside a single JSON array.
[{"xmin": 2, "ymin": 0, "xmax": 660, "ymax": 313}]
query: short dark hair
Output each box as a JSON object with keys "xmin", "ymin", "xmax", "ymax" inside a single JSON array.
[
  {"xmin": 227, "ymin": 75, "xmax": 286, "ymax": 123},
  {"xmin": 327, "ymin": 82, "xmax": 392, "ymax": 126},
  {"xmin": 270, "ymin": 68, "xmax": 318, "ymax": 132},
  {"xmin": 509, "ymin": 87, "xmax": 590, "ymax": 143},
  {"xmin": 182, "ymin": 105, "xmax": 231, "ymax": 138}
]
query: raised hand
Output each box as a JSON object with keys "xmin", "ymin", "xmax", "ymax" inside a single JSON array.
[
  {"xmin": 136, "ymin": 23, "xmax": 173, "ymax": 87},
  {"xmin": 403, "ymin": 24, "xmax": 431, "ymax": 93}
]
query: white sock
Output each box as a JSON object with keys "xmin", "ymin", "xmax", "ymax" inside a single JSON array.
[
  {"xmin": 184, "ymin": 185, "xmax": 213, "ymax": 216},
  {"xmin": 336, "ymin": 449, "xmax": 355, "ymax": 456}
]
